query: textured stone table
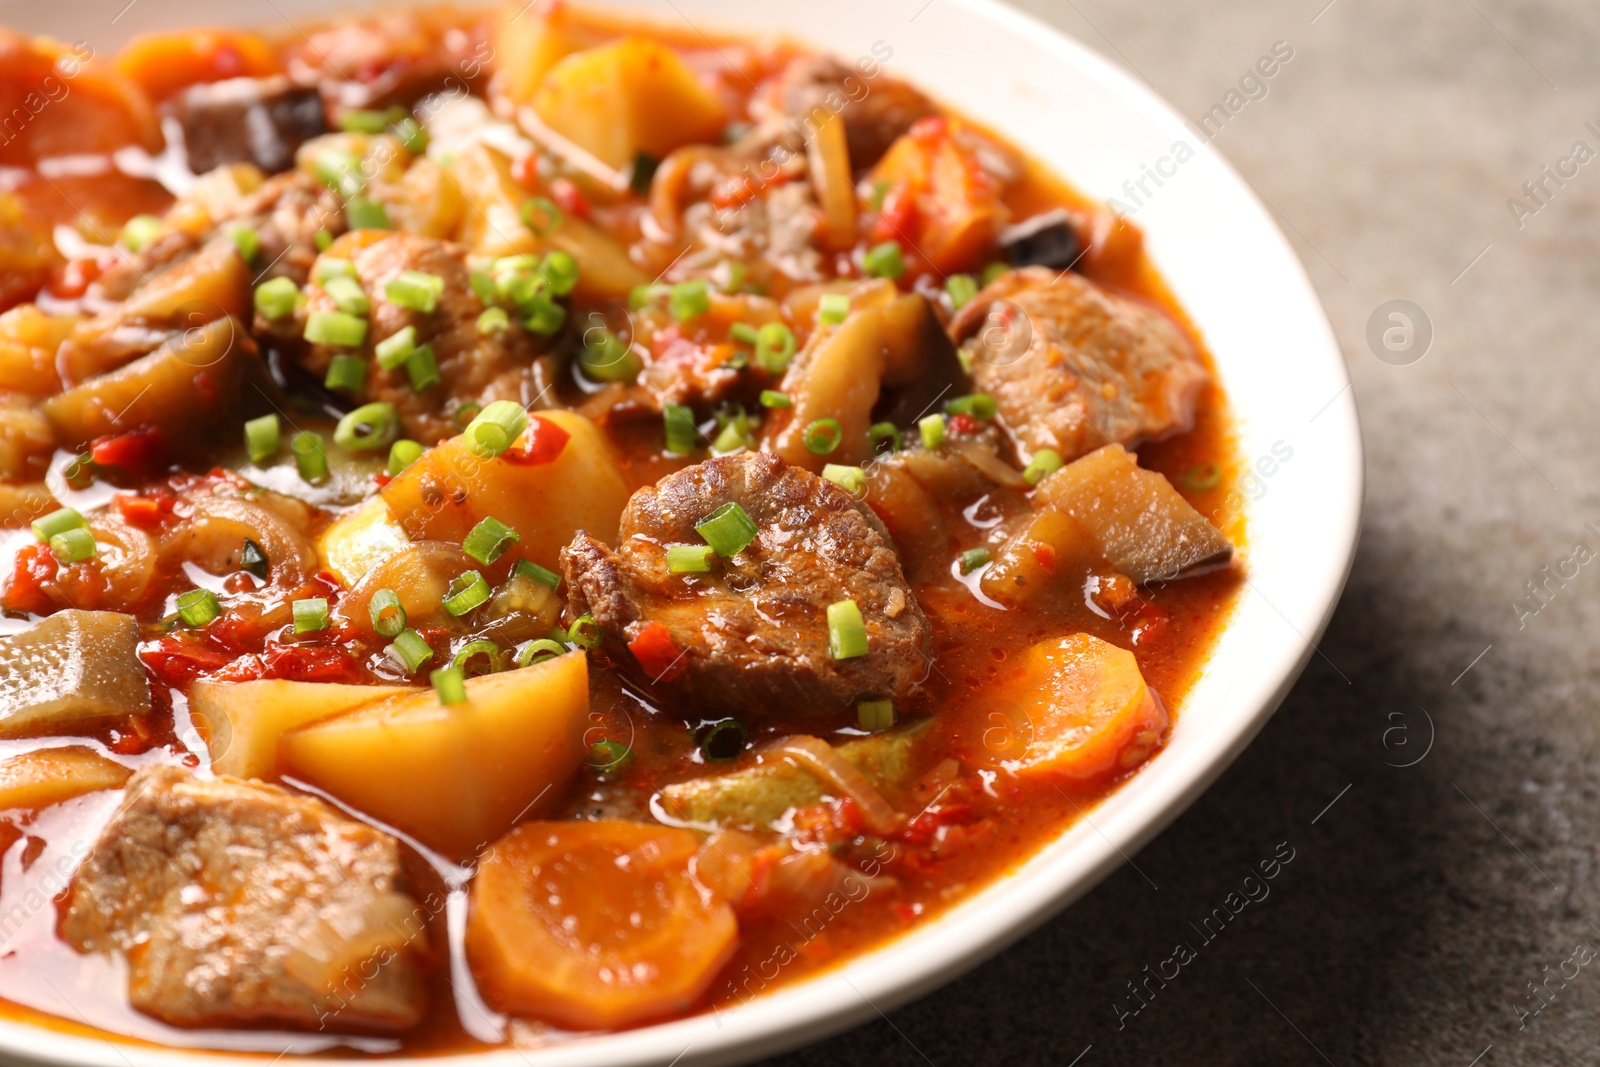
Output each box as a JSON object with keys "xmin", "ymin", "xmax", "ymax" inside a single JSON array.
[{"xmin": 769, "ymin": 1, "xmax": 1600, "ymax": 1064}]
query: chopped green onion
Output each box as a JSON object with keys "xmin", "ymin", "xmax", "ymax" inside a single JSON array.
[
  {"xmin": 580, "ymin": 329, "xmax": 639, "ymax": 382},
  {"xmin": 49, "ymin": 527, "xmax": 97, "ymax": 564},
  {"xmin": 32, "ymin": 507, "xmax": 85, "ymax": 542},
  {"xmin": 253, "ymin": 276, "xmax": 299, "ymax": 320},
  {"xmin": 1181, "ymin": 463, "xmax": 1222, "ymax": 492},
  {"xmin": 385, "ymin": 270, "xmax": 444, "ymax": 313},
  {"xmin": 386, "ymin": 628, "xmax": 434, "ymax": 674},
  {"xmin": 755, "ymin": 322, "xmax": 796, "ymax": 372},
  {"xmin": 312, "ymin": 256, "xmax": 357, "ymax": 287},
  {"xmin": 244, "ymin": 413, "xmax": 279, "ymax": 464},
  {"xmin": 711, "ymin": 419, "xmax": 754, "ymax": 454},
  {"xmin": 868, "ymin": 180, "xmax": 891, "ymax": 212},
  {"xmin": 982, "ymin": 261, "xmax": 1009, "ymax": 286},
  {"xmin": 827, "ymin": 599, "xmax": 868, "ymax": 660},
  {"xmin": 1022, "ymin": 448, "xmax": 1064, "ymax": 486},
  {"xmin": 495, "ymin": 268, "xmax": 542, "ymax": 310},
  {"xmin": 695, "ymin": 501, "xmax": 758, "ymax": 557},
  {"xmin": 292, "ymin": 597, "xmax": 330, "ymax": 634},
  {"xmin": 513, "ymin": 559, "xmax": 561, "ymax": 588},
  {"xmin": 324, "ymin": 354, "xmax": 367, "ymax": 393},
  {"xmin": 334, "ymin": 402, "xmax": 399, "ymax": 451},
  {"xmin": 463, "ymin": 516, "xmax": 521, "ymax": 565},
  {"xmin": 431, "ymin": 665, "xmax": 468, "ymax": 705},
  {"xmin": 369, "ymin": 588, "xmax": 406, "ymax": 639},
  {"xmin": 945, "ymin": 393, "xmax": 998, "ymax": 420},
  {"xmin": 393, "ymin": 116, "xmax": 428, "ymax": 154},
  {"xmin": 454, "ymin": 402, "xmax": 483, "ymax": 430},
  {"xmin": 469, "ymin": 268, "xmax": 497, "ymax": 306},
  {"xmin": 667, "ymin": 544, "xmax": 715, "ymax": 573},
  {"xmin": 959, "ymin": 547, "xmax": 992, "ymax": 574},
  {"xmin": 346, "ymin": 197, "xmax": 390, "ymax": 231},
  {"xmin": 664, "ymin": 402, "xmax": 697, "ymax": 454},
  {"xmin": 314, "ymin": 229, "xmax": 334, "ymax": 252},
  {"xmin": 452, "ymin": 639, "xmax": 503, "ymax": 677},
  {"xmin": 315, "ymin": 149, "xmax": 365, "ymax": 197},
  {"xmin": 477, "ymin": 307, "xmax": 510, "ymax": 334},
  {"xmin": 322, "ymin": 274, "xmax": 369, "ymax": 316},
  {"xmin": 857, "ymin": 699, "xmax": 895, "ymax": 732},
  {"xmin": 699, "ymin": 718, "xmax": 747, "ymax": 762},
  {"xmin": 760, "ymin": 390, "xmax": 791, "ymax": 409},
  {"xmin": 443, "ymin": 570, "xmax": 492, "ymax": 616},
  {"xmin": 863, "ymin": 240, "xmax": 905, "ymax": 279},
  {"xmin": 387, "ymin": 438, "xmax": 424, "ymax": 476},
  {"xmin": 539, "ymin": 251, "xmax": 579, "ymax": 296},
  {"xmin": 240, "ymin": 539, "xmax": 268, "ymax": 579},
  {"xmin": 176, "ymin": 588, "xmax": 221, "ymax": 628},
  {"xmin": 803, "ymin": 418, "xmax": 842, "ymax": 455},
  {"xmin": 870, "ymin": 421, "xmax": 900, "ymax": 454},
  {"xmin": 405, "ymin": 344, "xmax": 440, "ymax": 391},
  {"xmin": 818, "ymin": 293, "xmax": 850, "ymax": 325},
  {"xmin": 374, "ymin": 326, "xmax": 417, "ymax": 370},
  {"xmin": 946, "ymin": 273, "xmax": 979, "ymax": 309},
  {"xmin": 516, "ymin": 637, "xmax": 568, "ymax": 667},
  {"xmin": 919, "ymin": 413, "xmax": 946, "ymax": 450},
  {"xmin": 228, "ymin": 225, "xmax": 259, "ymax": 262},
  {"xmin": 521, "ymin": 197, "xmax": 563, "ymax": 235},
  {"xmin": 822, "ymin": 463, "xmax": 866, "ymax": 497},
  {"xmin": 338, "ymin": 108, "xmax": 391, "ymax": 133},
  {"xmin": 292, "ymin": 431, "xmax": 328, "ymax": 482},
  {"xmin": 715, "ymin": 259, "xmax": 747, "ymax": 293},
  {"xmin": 589, "ymin": 739, "xmax": 633, "ymax": 773},
  {"xmin": 567, "ymin": 614, "xmax": 602, "ymax": 649},
  {"xmin": 669, "ymin": 278, "xmax": 711, "ymax": 321},
  {"xmin": 729, "ymin": 322, "xmax": 760, "ymax": 346},
  {"xmin": 522, "ymin": 295, "xmax": 567, "ymax": 337},
  {"xmin": 464, "ymin": 400, "xmax": 528, "ymax": 458},
  {"xmin": 304, "ymin": 310, "xmax": 368, "ymax": 348},
  {"xmin": 629, "ymin": 284, "xmax": 667, "ymax": 309},
  {"xmin": 119, "ymin": 214, "xmax": 161, "ymax": 252}
]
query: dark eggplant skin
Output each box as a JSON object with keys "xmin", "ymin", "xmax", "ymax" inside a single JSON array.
[{"xmin": 1000, "ymin": 209, "xmax": 1084, "ymax": 272}]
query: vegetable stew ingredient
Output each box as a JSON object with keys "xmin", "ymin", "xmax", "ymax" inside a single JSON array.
[
  {"xmin": 0, "ymin": 610, "xmax": 151, "ymax": 737},
  {"xmin": 189, "ymin": 679, "xmax": 412, "ymax": 779}
]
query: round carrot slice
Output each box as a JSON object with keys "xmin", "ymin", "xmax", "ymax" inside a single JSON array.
[{"xmin": 466, "ymin": 820, "xmax": 738, "ymax": 1030}]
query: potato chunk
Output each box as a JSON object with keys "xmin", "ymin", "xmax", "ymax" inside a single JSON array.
[
  {"xmin": 0, "ymin": 747, "xmax": 130, "ymax": 811},
  {"xmin": 189, "ymin": 679, "xmax": 412, "ymax": 779},
  {"xmin": 0, "ymin": 611, "xmax": 151, "ymax": 737}
]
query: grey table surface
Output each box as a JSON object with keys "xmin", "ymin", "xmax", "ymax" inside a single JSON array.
[{"xmin": 769, "ymin": 1, "xmax": 1600, "ymax": 1065}]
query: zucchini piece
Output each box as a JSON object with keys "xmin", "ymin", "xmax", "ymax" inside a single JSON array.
[{"xmin": 0, "ymin": 611, "xmax": 151, "ymax": 736}]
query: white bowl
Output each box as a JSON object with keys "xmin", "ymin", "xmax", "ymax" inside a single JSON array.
[{"xmin": 0, "ymin": 0, "xmax": 1361, "ymax": 1064}]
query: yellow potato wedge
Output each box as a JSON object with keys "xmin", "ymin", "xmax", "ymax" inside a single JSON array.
[
  {"xmin": 0, "ymin": 747, "xmax": 130, "ymax": 812},
  {"xmin": 189, "ymin": 678, "xmax": 413, "ymax": 779},
  {"xmin": 318, "ymin": 496, "xmax": 412, "ymax": 587}
]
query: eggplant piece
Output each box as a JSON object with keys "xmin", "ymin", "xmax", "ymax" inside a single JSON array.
[
  {"xmin": 0, "ymin": 611, "xmax": 151, "ymax": 737},
  {"xmin": 1036, "ymin": 443, "xmax": 1232, "ymax": 585},
  {"xmin": 1000, "ymin": 209, "xmax": 1084, "ymax": 272},
  {"xmin": 169, "ymin": 76, "xmax": 327, "ymax": 176},
  {"xmin": 657, "ymin": 723, "xmax": 926, "ymax": 831}
]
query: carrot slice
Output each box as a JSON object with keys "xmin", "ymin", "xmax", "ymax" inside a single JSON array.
[
  {"xmin": 996, "ymin": 633, "xmax": 1167, "ymax": 782},
  {"xmin": 466, "ymin": 820, "xmax": 738, "ymax": 1030}
]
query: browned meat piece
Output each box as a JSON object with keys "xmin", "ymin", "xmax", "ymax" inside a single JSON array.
[
  {"xmin": 562, "ymin": 452, "xmax": 932, "ymax": 719},
  {"xmin": 61, "ymin": 766, "xmax": 427, "ymax": 1032},
  {"xmin": 282, "ymin": 8, "xmax": 491, "ymax": 115},
  {"xmin": 299, "ymin": 233, "xmax": 543, "ymax": 442},
  {"xmin": 750, "ymin": 55, "xmax": 936, "ymax": 169},
  {"xmin": 948, "ymin": 266, "xmax": 1207, "ymax": 462},
  {"xmin": 169, "ymin": 76, "xmax": 328, "ymax": 176}
]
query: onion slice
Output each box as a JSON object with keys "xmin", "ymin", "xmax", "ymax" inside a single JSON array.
[{"xmin": 756, "ymin": 735, "xmax": 905, "ymax": 836}]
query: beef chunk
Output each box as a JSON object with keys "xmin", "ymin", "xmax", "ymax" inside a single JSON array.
[
  {"xmin": 170, "ymin": 76, "xmax": 328, "ymax": 176},
  {"xmin": 61, "ymin": 766, "xmax": 427, "ymax": 1032},
  {"xmin": 949, "ymin": 266, "xmax": 1207, "ymax": 462},
  {"xmin": 298, "ymin": 233, "xmax": 543, "ymax": 443},
  {"xmin": 750, "ymin": 55, "xmax": 936, "ymax": 168},
  {"xmin": 562, "ymin": 452, "xmax": 932, "ymax": 719}
]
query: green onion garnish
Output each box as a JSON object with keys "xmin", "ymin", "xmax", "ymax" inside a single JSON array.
[
  {"xmin": 522, "ymin": 295, "xmax": 567, "ymax": 337},
  {"xmin": 667, "ymin": 544, "xmax": 715, "ymax": 573},
  {"xmin": 393, "ymin": 116, "xmax": 427, "ymax": 154},
  {"xmin": 699, "ymin": 718, "xmax": 747, "ymax": 762},
  {"xmin": 338, "ymin": 108, "xmax": 391, "ymax": 133},
  {"xmin": 244, "ymin": 413, "xmax": 279, "ymax": 464},
  {"xmin": 817, "ymin": 293, "xmax": 850, "ymax": 325},
  {"xmin": 664, "ymin": 402, "xmax": 697, "ymax": 454},
  {"xmin": 431, "ymin": 665, "xmax": 468, "ymax": 705},
  {"xmin": 589, "ymin": 739, "xmax": 633, "ymax": 772},
  {"xmin": 313, "ymin": 260, "xmax": 356, "ymax": 288},
  {"xmin": 315, "ymin": 148, "xmax": 365, "ymax": 197},
  {"xmin": 567, "ymin": 615, "xmax": 602, "ymax": 649},
  {"xmin": 451, "ymin": 640, "xmax": 503, "ymax": 677},
  {"xmin": 304, "ymin": 310, "xmax": 368, "ymax": 348},
  {"xmin": 323, "ymin": 274, "xmax": 369, "ymax": 316},
  {"xmin": 695, "ymin": 501, "xmax": 758, "ymax": 558},
  {"xmin": 946, "ymin": 274, "xmax": 978, "ymax": 309},
  {"xmin": 822, "ymin": 463, "xmax": 866, "ymax": 497},
  {"xmin": 803, "ymin": 418, "xmax": 842, "ymax": 455},
  {"xmin": 387, "ymin": 439, "xmax": 424, "ymax": 476},
  {"xmin": 540, "ymin": 251, "xmax": 579, "ymax": 297},
  {"xmin": 981, "ymin": 261, "xmax": 1009, "ymax": 286},
  {"xmin": 405, "ymin": 345, "xmax": 440, "ymax": 391},
  {"xmin": 1022, "ymin": 448, "xmax": 1064, "ymax": 486},
  {"xmin": 386, "ymin": 270, "xmax": 444, "ymax": 313},
  {"xmin": 463, "ymin": 516, "xmax": 521, "ymax": 565},
  {"xmin": 711, "ymin": 418, "xmax": 754, "ymax": 455},
  {"xmin": 292, "ymin": 597, "xmax": 330, "ymax": 634},
  {"xmin": 314, "ymin": 229, "xmax": 334, "ymax": 251},
  {"xmin": 119, "ymin": 214, "xmax": 161, "ymax": 252},
  {"xmin": 49, "ymin": 527, "xmax": 97, "ymax": 564},
  {"xmin": 477, "ymin": 307, "xmax": 510, "ymax": 335},
  {"xmin": 228, "ymin": 225, "xmax": 259, "ymax": 262},
  {"xmin": 945, "ymin": 394, "xmax": 997, "ymax": 420},
  {"xmin": 470, "ymin": 268, "xmax": 498, "ymax": 306},
  {"xmin": 369, "ymin": 588, "xmax": 406, "ymax": 638},
  {"xmin": 579, "ymin": 329, "xmax": 639, "ymax": 382},
  {"xmin": 959, "ymin": 547, "xmax": 992, "ymax": 574},
  {"xmin": 512, "ymin": 559, "xmax": 561, "ymax": 588},
  {"xmin": 374, "ymin": 326, "xmax": 417, "ymax": 371},
  {"xmin": 346, "ymin": 197, "xmax": 390, "ymax": 231},
  {"xmin": 333, "ymin": 402, "xmax": 399, "ymax": 451},
  {"xmin": 443, "ymin": 570, "xmax": 491, "ymax": 616},
  {"xmin": 669, "ymin": 278, "xmax": 711, "ymax": 321},
  {"xmin": 240, "ymin": 539, "xmax": 268, "ymax": 579},
  {"xmin": 868, "ymin": 180, "xmax": 891, "ymax": 212},
  {"xmin": 32, "ymin": 507, "xmax": 85, "ymax": 542},
  {"xmin": 464, "ymin": 400, "xmax": 528, "ymax": 458},
  {"xmin": 870, "ymin": 421, "xmax": 900, "ymax": 454},
  {"xmin": 756, "ymin": 322, "xmax": 796, "ymax": 373},
  {"xmin": 857, "ymin": 699, "xmax": 895, "ymax": 732},
  {"xmin": 827, "ymin": 599, "xmax": 868, "ymax": 660},
  {"xmin": 176, "ymin": 588, "xmax": 221, "ymax": 628},
  {"xmin": 253, "ymin": 276, "xmax": 299, "ymax": 320},
  {"xmin": 919, "ymin": 413, "xmax": 946, "ymax": 450},
  {"xmin": 521, "ymin": 197, "xmax": 563, "ymax": 235},
  {"xmin": 324, "ymin": 354, "xmax": 367, "ymax": 393},
  {"xmin": 292, "ymin": 431, "xmax": 328, "ymax": 482},
  {"xmin": 759, "ymin": 390, "xmax": 791, "ymax": 409},
  {"xmin": 629, "ymin": 284, "xmax": 665, "ymax": 309},
  {"xmin": 730, "ymin": 322, "xmax": 760, "ymax": 346},
  {"xmin": 515, "ymin": 637, "xmax": 567, "ymax": 667},
  {"xmin": 863, "ymin": 241, "xmax": 905, "ymax": 279},
  {"xmin": 386, "ymin": 628, "xmax": 434, "ymax": 674}
]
